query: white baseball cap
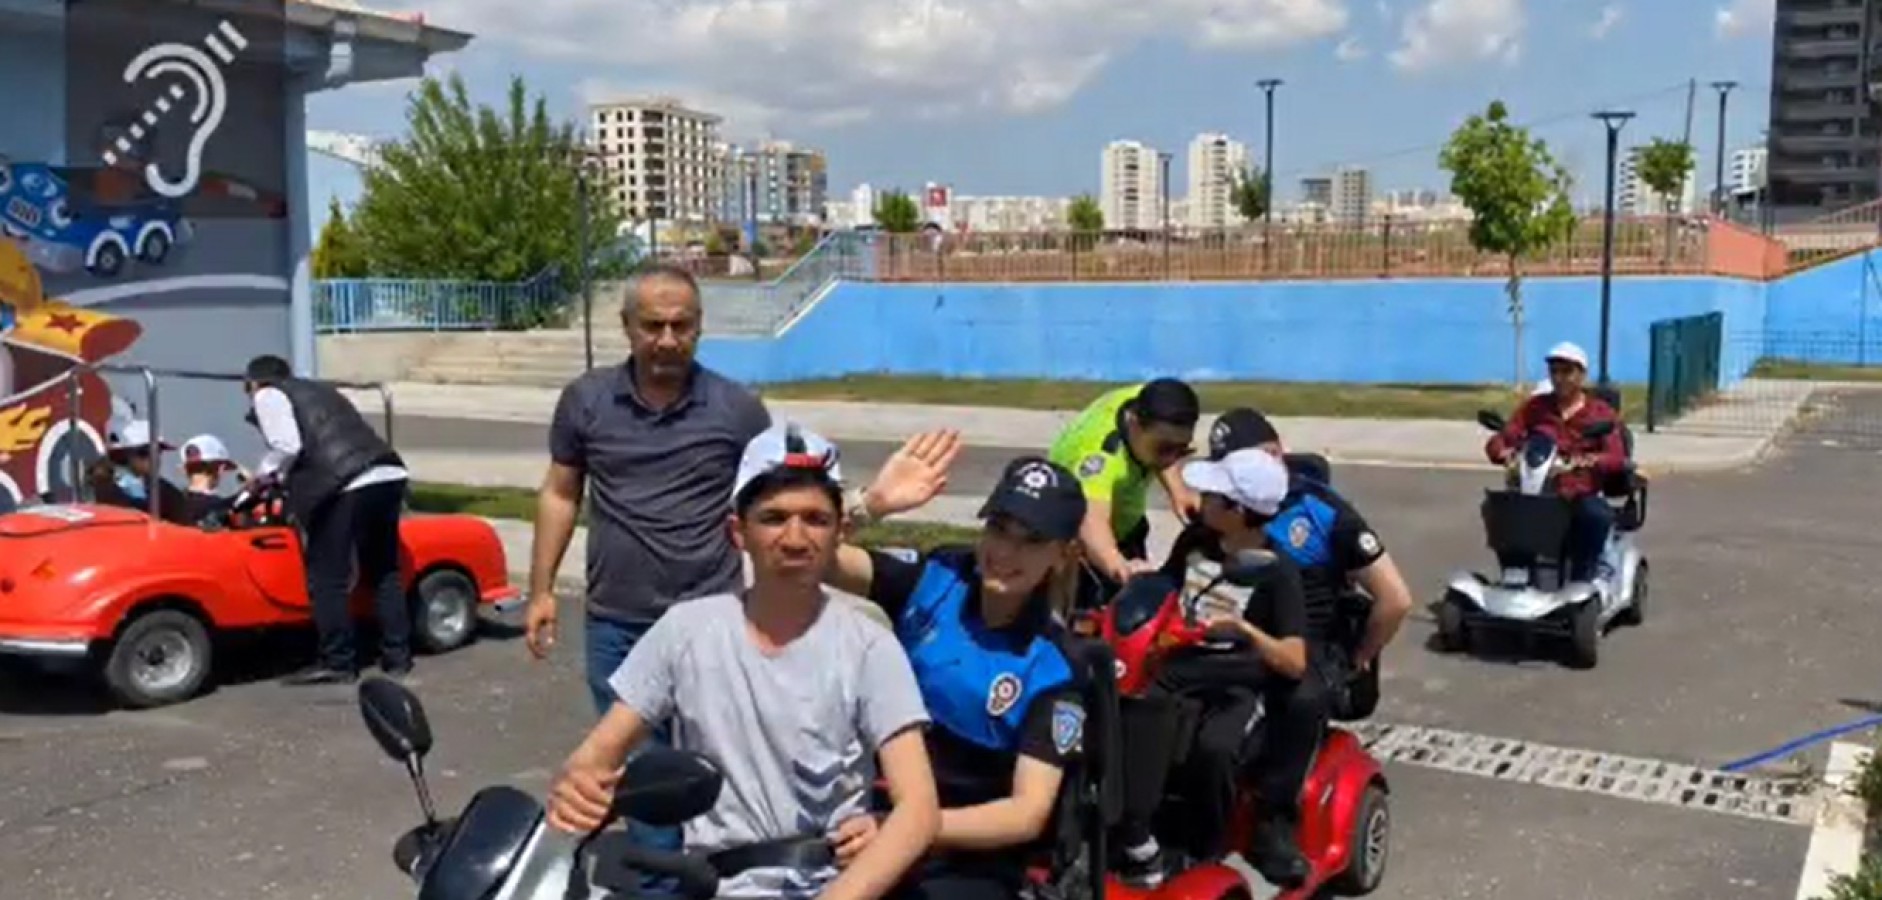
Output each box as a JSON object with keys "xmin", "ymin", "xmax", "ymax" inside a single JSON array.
[
  {"xmin": 1180, "ymin": 448, "xmax": 1288, "ymax": 517},
  {"xmin": 107, "ymin": 419, "xmax": 171, "ymax": 453},
  {"xmin": 731, "ymin": 422, "xmax": 844, "ymax": 506},
  {"xmin": 1545, "ymin": 341, "xmax": 1589, "ymax": 370},
  {"xmin": 181, "ymin": 434, "xmax": 233, "ymax": 467}
]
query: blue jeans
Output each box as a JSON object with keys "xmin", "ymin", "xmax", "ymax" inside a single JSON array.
[{"xmin": 586, "ymin": 614, "xmax": 682, "ymax": 894}]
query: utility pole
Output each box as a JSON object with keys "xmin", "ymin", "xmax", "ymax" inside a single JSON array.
[{"xmin": 1710, "ymin": 81, "xmax": 1738, "ymax": 215}]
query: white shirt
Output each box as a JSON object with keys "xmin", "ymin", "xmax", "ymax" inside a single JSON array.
[{"xmin": 252, "ymin": 386, "xmax": 408, "ymax": 491}]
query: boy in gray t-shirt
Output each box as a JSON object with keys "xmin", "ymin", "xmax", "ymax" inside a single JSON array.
[{"xmin": 547, "ymin": 422, "xmax": 940, "ymax": 900}]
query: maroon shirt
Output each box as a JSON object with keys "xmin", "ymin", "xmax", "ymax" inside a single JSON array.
[{"xmin": 1483, "ymin": 393, "xmax": 1626, "ymax": 499}]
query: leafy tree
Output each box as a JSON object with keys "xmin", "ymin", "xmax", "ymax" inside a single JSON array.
[
  {"xmin": 1067, "ymin": 194, "xmax": 1104, "ymax": 233},
  {"xmin": 1438, "ymin": 100, "xmax": 1578, "ymax": 387},
  {"xmin": 873, "ymin": 190, "xmax": 923, "ymax": 233},
  {"xmin": 311, "ymin": 196, "xmax": 369, "ymax": 278},
  {"xmin": 351, "ymin": 73, "xmax": 625, "ymax": 289},
  {"xmin": 1635, "ymin": 138, "xmax": 1696, "ymax": 264},
  {"xmin": 1230, "ymin": 163, "xmax": 1269, "ymax": 224}
]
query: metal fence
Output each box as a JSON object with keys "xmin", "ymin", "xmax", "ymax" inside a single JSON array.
[
  {"xmin": 315, "ymin": 267, "xmax": 565, "ymax": 333},
  {"xmin": 863, "ymin": 215, "xmax": 1776, "ymax": 283},
  {"xmin": 1645, "ymin": 312, "xmax": 1723, "ymax": 432},
  {"xmin": 1640, "ymin": 332, "xmax": 1882, "ymax": 442}
]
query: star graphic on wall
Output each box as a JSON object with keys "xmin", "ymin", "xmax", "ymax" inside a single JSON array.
[{"xmin": 46, "ymin": 313, "xmax": 84, "ymax": 333}]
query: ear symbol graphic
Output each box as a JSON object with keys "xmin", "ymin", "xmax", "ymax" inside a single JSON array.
[{"xmin": 108, "ymin": 20, "xmax": 246, "ymax": 199}]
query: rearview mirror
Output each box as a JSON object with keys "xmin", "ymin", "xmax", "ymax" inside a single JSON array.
[
  {"xmin": 359, "ymin": 676, "xmax": 433, "ymax": 762},
  {"xmin": 1222, "ymin": 549, "xmax": 1278, "ymax": 587},
  {"xmin": 1475, "ymin": 410, "xmax": 1507, "ymax": 433},
  {"xmin": 1582, "ymin": 420, "xmax": 1615, "ymax": 439},
  {"xmin": 612, "ymin": 748, "xmax": 725, "ymax": 827}
]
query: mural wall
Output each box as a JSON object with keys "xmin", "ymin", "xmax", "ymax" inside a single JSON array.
[{"xmin": 0, "ymin": 0, "xmax": 292, "ymax": 512}]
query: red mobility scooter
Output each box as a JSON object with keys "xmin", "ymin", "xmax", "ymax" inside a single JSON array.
[{"xmin": 1044, "ymin": 547, "xmax": 1390, "ymax": 900}]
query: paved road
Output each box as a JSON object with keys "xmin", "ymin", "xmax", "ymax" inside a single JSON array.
[{"xmin": 10, "ymin": 393, "xmax": 1882, "ymax": 898}]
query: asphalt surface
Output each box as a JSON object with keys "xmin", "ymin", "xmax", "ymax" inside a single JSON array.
[{"xmin": 9, "ymin": 392, "xmax": 1882, "ymax": 898}]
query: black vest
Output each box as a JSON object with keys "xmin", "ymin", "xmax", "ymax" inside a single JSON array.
[{"xmin": 259, "ymin": 378, "xmax": 402, "ymax": 520}]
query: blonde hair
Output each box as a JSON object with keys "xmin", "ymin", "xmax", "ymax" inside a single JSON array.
[{"xmin": 1045, "ymin": 544, "xmax": 1084, "ymax": 622}]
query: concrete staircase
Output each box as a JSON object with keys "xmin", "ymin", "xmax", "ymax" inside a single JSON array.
[{"xmin": 404, "ymin": 281, "xmax": 788, "ymax": 387}]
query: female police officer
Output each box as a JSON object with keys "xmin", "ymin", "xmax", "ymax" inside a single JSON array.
[{"xmin": 822, "ymin": 430, "xmax": 1090, "ymax": 900}]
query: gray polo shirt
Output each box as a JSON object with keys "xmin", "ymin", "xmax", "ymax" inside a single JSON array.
[{"xmin": 550, "ymin": 360, "xmax": 771, "ymax": 622}]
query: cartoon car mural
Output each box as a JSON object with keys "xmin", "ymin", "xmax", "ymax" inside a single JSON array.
[
  {"xmin": 0, "ymin": 154, "xmax": 194, "ymax": 278},
  {"xmin": 0, "ymin": 239, "xmax": 141, "ymax": 513}
]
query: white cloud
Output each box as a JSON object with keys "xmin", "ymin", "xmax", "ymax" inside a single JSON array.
[
  {"xmin": 1389, "ymin": 0, "xmax": 1523, "ymax": 72},
  {"xmin": 1589, "ymin": 3, "xmax": 1622, "ymax": 39},
  {"xmin": 1715, "ymin": 0, "xmax": 1773, "ymax": 38},
  {"xmin": 1335, "ymin": 36, "xmax": 1368, "ymax": 60},
  {"xmin": 390, "ymin": 0, "xmax": 1349, "ymax": 125}
]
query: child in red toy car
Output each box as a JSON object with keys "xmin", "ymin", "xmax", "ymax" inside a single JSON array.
[
  {"xmin": 1107, "ymin": 447, "xmax": 1312, "ymax": 890},
  {"xmin": 86, "ymin": 419, "xmax": 216, "ymax": 526}
]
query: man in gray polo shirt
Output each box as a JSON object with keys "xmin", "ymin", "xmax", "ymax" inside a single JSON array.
[{"xmin": 525, "ymin": 263, "xmax": 771, "ymax": 878}]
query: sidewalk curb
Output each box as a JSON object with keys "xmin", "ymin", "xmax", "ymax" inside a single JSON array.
[{"xmin": 1794, "ymin": 741, "xmax": 1874, "ymax": 900}]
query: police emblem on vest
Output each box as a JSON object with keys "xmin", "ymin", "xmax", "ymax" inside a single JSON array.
[
  {"xmin": 897, "ymin": 552, "xmax": 1074, "ymax": 752},
  {"xmin": 1266, "ymin": 493, "xmax": 1338, "ymax": 568}
]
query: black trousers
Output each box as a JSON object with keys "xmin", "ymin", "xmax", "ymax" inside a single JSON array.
[
  {"xmin": 890, "ymin": 867, "xmax": 1024, "ymax": 900},
  {"xmin": 303, "ymin": 480, "xmax": 410, "ymax": 671}
]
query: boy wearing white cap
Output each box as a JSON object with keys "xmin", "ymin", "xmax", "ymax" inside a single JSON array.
[
  {"xmin": 1105, "ymin": 448, "xmax": 1313, "ymax": 889},
  {"xmin": 548, "ymin": 422, "xmax": 940, "ymax": 900},
  {"xmin": 181, "ymin": 434, "xmax": 248, "ymax": 496},
  {"xmin": 87, "ymin": 419, "xmax": 200, "ymax": 526},
  {"xmin": 1485, "ymin": 341, "xmax": 1627, "ymax": 582}
]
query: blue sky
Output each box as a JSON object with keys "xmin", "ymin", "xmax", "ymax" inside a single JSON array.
[{"xmin": 308, "ymin": 0, "xmax": 1777, "ymax": 229}]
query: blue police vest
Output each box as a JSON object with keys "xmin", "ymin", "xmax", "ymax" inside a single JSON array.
[
  {"xmin": 895, "ymin": 553, "xmax": 1074, "ymax": 753},
  {"xmin": 1264, "ymin": 488, "xmax": 1341, "ymax": 569}
]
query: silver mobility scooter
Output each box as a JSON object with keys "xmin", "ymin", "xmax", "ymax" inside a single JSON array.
[{"xmin": 1435, "ymin": 408, "xmax": 1649, "ymax": 668}]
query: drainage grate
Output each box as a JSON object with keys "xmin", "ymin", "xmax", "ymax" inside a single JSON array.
[{"xmin": 1348, "ymin": 722, "xmax": 1820, "ymax": 826}]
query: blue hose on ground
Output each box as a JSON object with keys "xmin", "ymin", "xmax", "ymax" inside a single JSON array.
[{"xmin": 1718, "ymin": 713, "xmax": 1882, "ymax": 773}]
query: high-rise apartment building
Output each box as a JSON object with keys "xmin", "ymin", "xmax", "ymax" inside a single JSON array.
[
  {"xmin": 1100, "ymin": 140, "xmax": 1163, "ymax": 230},
  {"xmin": 1730, "ymin": 145, "xmax": 1770, "ymax": 195},
  {"xmin": 1185, "ymin": 133, "xmax": 1249, "ymax": 229},
  {"xmin": 1766, "ymin": 0, "xmax": 1874, "ymax": 218},
  {"xmin": 715, "ymin": 140, "xmax": 830, "ymax": 226},
  {"xmin": 1617, "ymin": 146, "xmax": 1699, "ymax": 215},
  {"xmin": 1332, "ymin": 167, "xmax": 1372, "ymax": 225},
  {"xmin": 588, "ymin": 97, "xmax": 722, "ymax": 223},
  {"xmin": 1300, "ymin": 176, "xmax": 1333, "ymax": 207}
]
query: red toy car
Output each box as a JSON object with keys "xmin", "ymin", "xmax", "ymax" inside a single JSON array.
[
  {"xmin": 0, "ymin": 482, "xmax": 519, "ymax": 708},
  {"xmin": 1064, "ymin": 549, "xmax": 1391, "ymax": 899}
]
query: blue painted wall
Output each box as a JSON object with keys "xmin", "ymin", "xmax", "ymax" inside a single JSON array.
[
  {"xmin": 701, "ymin": 275, "xmax": 1770, "ymax": 387},
  {"xmin": 1764, "ymin": 249, "xmax": 1882, "ymax": 365}
]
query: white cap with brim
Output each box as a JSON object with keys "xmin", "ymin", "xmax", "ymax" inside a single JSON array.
[
  {"xmin": 108, "ymin": 419, "xmax": 172, "ymax": 454},
  {"xmin": 181, "ymin": 434, "xmax": 233, "ymax": 467},
  {"xmin": 731, "ymin": 422, "xmax": 845, "ymax": 506},
  {"xmin": 1545, "ymin": 341, "xmax": 1589, "ymax": 370},
  {"xmin": 1180, "ymin": 448, "xmax": 1288, "ymax": 517}
]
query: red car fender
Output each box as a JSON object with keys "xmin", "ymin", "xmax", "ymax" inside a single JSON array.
[
  {"xmin": 1301, "ymin": 730, "xmax": 1386, "ymax": 875},
  {"xmin": 398, "ymin": 512, "xmax": 513, "ymax": 605},
  {"xmin": 70, "ymin": 572, "xmax": 239, "ymax": 637}
]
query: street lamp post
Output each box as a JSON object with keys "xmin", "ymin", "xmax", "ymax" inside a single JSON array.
[
  {"xmin": 1257, "ymin": 78, "xmax": 1283, "ymax": 270},
  {"xmin": 1159, "ymin": 151, "xmax": 1172, "ymax": 276},
  {"xmin": 1593, "ymin": 109, "xmax": 1636, "ymax": 388},
  {"xmin": 571, "ymin": 142, "xmax": 606, "ymax": 372},
  {"xmin": 1710, "ymin": 81, "xmax": 1738, "ymax": 216}
]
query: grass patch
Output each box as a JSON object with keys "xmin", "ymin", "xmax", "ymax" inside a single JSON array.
[
  {"xmin": 1751, "ymin": 358, "xmax": 1882, "ymax": 383},
  {"xmin": 407, "ymin": 482, "xmax": 981, "ymax": 552},
  {"xmin": 756, "ymin": 375, "xmax": 1650, "ymax": 421}
]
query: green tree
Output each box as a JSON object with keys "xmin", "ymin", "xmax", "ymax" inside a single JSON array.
[
  {"xmin": 1230, "ymin": 164, "xmax": 1269, "ymax": 224},
  {"xmin": 873, "ymin": 190, "xmax": 923, "ymax": 233},
  {"xmin": 1438, "ymin": 100, "xmax": 1578, "ymax": 387},
  {"xmin": 350, "ymin": 73, "xmax": 625, "ymax": 288},
  {"xmin": 1635, "ymin": 138, "xmax": 1696, "ymax": 265},
  {"xmin": 1067, "ymin": 194, "xmax": 1104, "ymax": 233},
  {"xmin": 311, "ymin": 196, "xmax": 369, "ymax": 278}
]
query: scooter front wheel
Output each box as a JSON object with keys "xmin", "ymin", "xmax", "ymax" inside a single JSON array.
[
  {"xmin": 1434, "ymin": 594, "xmax": 1470, "ymax": 653},
  {"xmin": 1566, "ymin": 600, "xmax": 1600, "ymax": 669}
]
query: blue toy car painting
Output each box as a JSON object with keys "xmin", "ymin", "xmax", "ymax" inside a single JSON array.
[{"xmin": 0, "ymin": 154, "xmax": 194, "ymax": 279}]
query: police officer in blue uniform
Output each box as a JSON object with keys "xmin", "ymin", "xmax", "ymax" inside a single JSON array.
[{"xmin": 826, "ymin": 445, "xmax": 1092, "ymax": 900}]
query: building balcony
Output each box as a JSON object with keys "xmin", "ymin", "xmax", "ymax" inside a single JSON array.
[
  {"xmin": 1781, "ymin": 37, "xmax": 1862, "ymax": 59},
  {"xmin": 1779, "ymin": 68, "xmax": 1863, "ymax": 90},
  {"xmin": 1777, "ymin": 99, "xmax": 1867, "ymax": 121},
  {"xmin": 1782, "ymin": 6, "xmax": 1865, "ymax": 28},
  {"xmin": 1773, "ymin": 132, "xmax": 1863, "ymax": 152}
]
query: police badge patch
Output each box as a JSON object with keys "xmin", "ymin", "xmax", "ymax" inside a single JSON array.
[
  {"xmin": 1288, "ymin": 517, "xmax": 1312, "ymax": 549},
  {"xmin": 1052, "ymin": 700, "xmax": 1085, "ymax": 755},
  {"xmin": 1078, "ymin": 453, "xmax": 1106, "ymax": 478},
  {"xmin": 988, "ymin": 673, "xmax": 1023, "ymax": 716},
  {"xmin": 1358, "ymin": 531, "xmax": 1382, "ymax": 556}
]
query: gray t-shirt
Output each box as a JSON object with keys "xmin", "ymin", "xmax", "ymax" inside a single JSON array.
[{"xmin": 609, "ymin": 592, "xmax": 931, "ymax": 899}]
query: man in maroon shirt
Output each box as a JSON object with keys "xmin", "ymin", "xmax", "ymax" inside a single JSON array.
[{"xmin": 1485, "ymin": 342, "xmax": 1628, "ymax": 582}]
